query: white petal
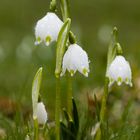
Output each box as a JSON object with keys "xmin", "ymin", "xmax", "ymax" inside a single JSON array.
[
  {"xmin": 35, "ymin": 12, "xmax": 63, "ymax": 46},
  {"xmin": 107, "ymin": 55, "xmax": 132, "ymax": 86},
  {"xmin": 61, "ymin": 44, "xmax": 90, "ymax": 77},
  {"xmin": 36, "ymin": 102, "xmax": 48, "ymax": 125}
]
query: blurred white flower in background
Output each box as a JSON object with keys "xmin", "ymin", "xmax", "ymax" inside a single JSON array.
[
  {"xmin": 35, "ymin": 12, "xmax": 63, "ymax": 46},
  {"xmin": 16, "ymin": 36, "xmax": 33, "ymax": 62},
  {"xmin": 36, "ymin": 102, "xmax": 48, "ymax": 125},
  {"xmin": 98, "ymin": 25, "xmax": 112, "ymax": 44},
  {"xmin": 107, "ymin": 55, "xmax": 132, "ymax": 86},
  {"xmin": 61, "ymin": 43, "xmax": 90, "ymax": 77}
]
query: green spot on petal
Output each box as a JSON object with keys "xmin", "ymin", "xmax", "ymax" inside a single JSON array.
[
  {"xmin": 45, "ymin": 36, "xmax": 51, "ymax": 46},
  {"xmin": 83, "ymin": 68, "xmax": 88, "ymax": 77},
  {"xmin": 117, "ymin": 77, "xmax": 122, "ymax": 86},
  {"xmin": 125, "ymin": 78, "xmax": 129, "ymax": 84},
  {"xmin": 37, "ymin": 37, "xmax": 41, "ymax": 42},
  {"xmin": 35, "ymin": 37, "xmax": 41, "ymax": 45},
  {"xmin": 70, "ymin": 70, "xmax": 74, "ymax": 76}
]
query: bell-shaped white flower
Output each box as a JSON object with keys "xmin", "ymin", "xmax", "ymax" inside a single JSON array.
[
  {"xmin": 107, "ymin": 55, "xmax": 132, "ymax": 86},
  {"xmin": 36, "ymin": 102, "xmax": 48, "ymax": 125},
  {"xmin": 35, "ymin": 12, "xmax": 63, "ymax": 46},
  {"xmin": 61, "ymin": 44, "xmax": 90, "ymax": 77}
]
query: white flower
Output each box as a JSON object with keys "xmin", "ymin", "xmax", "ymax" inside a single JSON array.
[
  {"xmin": 107, "ymin": 55, "xmax": 132, "ymax": 86},
  {"xmin": 25, "ymin": 135, "xmax": 30, "ymax": 140},
  {"xmin": 36, "ymin": 102, "xmax": 48, "ymax": 125},
  {"xmin": 61, "ymin": 44, "xmax": 90, "ymax": 77},
  {"xmin": 35, "ymin": 12, "xmax": 63, "ymax": 46}
]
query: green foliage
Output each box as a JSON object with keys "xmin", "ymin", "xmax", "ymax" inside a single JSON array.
[
  {"xmin": 60, "ymin": 98, "xmax": 79, "ymax": 140},
  {"xmin": 0, "ymin": 97, "xmax": 140, "ymax": 140}
]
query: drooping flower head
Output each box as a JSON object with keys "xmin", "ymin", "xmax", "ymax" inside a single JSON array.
[
  {"xmin": 107, "ymin": 55, "xmax": 132, "ymax": 86},
  {"xmin": 61, "ymin": 44, "xmax": 90, "ymax": 77},
  {"xmin": 36, "ymin": 102, "xmax": 48, "ymax": 125},
  {"xmin": 35, "ymin": 12, "xmax": 63, "ymax": 46}
]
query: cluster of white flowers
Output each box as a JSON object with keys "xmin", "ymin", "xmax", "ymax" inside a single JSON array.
[
  {"xmin": 35, "ymin": 12, "xmax": 132, "ymax": 85},
  {"xmin": 33, "ymin": 10, "xmax": 133, "ymax": 135},
  {"xmin": 35, "ymin": 13, "xmax": 90, "ymax": 77},
  {"xmin": 34, "ymin": 12, "xmax": 91, "ymax": 127},
  {"xmin": 107, "ymin": 55, "xmax": 132, "ymax": 87}
]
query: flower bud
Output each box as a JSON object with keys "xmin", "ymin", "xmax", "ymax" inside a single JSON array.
[{"xmin": 36, "ymin": 102, "xmax": 48, "ymax": 125}]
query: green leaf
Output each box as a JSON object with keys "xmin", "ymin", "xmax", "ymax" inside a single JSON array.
[
  {"xmin": 55, "ymin": 18, "xmax": 71, "ymax": 78},
  {"xmin": 32, "ymin": 67, "xmax": 43, "ymax": 119},
  {"xmin": 94, "ymin": 93, "xmax": 100, "ymax": 121},
  {"xmin": 72, "ymin": 98, "xmax": 79, "ymax": 131},
  {"xmin": 60, "ymin": 121, "xmax": 76, "ymax": 140},
  {"xmin": 63, "ymin": 108, "xmax": 72, "ymax": 122},
  {"xmin": 69, "ymin": 31, "xmax": 76, "ymax": 44},
  {"xmin": 60, "ymin": 122, "xmax": 68, "ymax": 140},
  {"xmin": 68, "ymin": 120, "xmax": 76, "ymax": 140}
]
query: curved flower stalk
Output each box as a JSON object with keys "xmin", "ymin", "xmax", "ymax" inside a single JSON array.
[
  {"xmin": 61, "ymin": 43, "xmax": 90, "ymax": 77},
  {"xmin": 36, "ymin": 102, "xmax": 48, "ymax": 125},
  {"xmin": 107, "ymin": 55, "xmax": 132, "ymax": 86},
  {"xmin": 32, "ymin": 67, "xmax": 43, "ymax": 140},
  {"xmin": 35, "ymin": 12, "xmax": 63, "ymax": 46},
  {"xmin": 99, "ymin": 27, "xmax": 133, "ymax": 140},
  {"xmin": 32, "ymin": 67, "xmax": 43, "ymax": 120},
  {"xmin": 55, "ymin": 18, "xmax": 71, "ymax": 77}
]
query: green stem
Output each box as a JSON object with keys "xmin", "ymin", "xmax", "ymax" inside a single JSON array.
[
  {"xmin": 60, "ymin": 0, "xmax": 73, "ymax": 117},
  {"xmin": 55, "ymin": 77, "xmax": 61, "ymax": 140},
  {"xmin": 60, "ymin": 0, "xmax": 70, "ymax": 21},
  {"xmin": 34, "ymin": 118, "xmax": 38, "ymax": 140},
  {"xmin": 100, "ymin": 77, "xmax": 109, "ymax": 122},
  {"xmin": 67, "ymin": 73, "xmax": 72, "ymax": 116},
  {"xmin": 99, "ymin": 77, "xmax": 109, "ymax": 139}
]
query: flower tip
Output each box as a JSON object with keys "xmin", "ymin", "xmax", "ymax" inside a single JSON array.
[
  {"xmin": 34, "ymin": 41, "xmax": 40, "ymax": 46},
  {"xmin": 70, "ymin": 70, "xmax": 74, "ymax": 77},
  {"xmin": 117, "ymin": 81, "xmax": 122, "ymax": 86},
  {"xmin": 45, "ymin": 36, "xmax": 51, "ymax": 46},
  {"xmin": 83, "ymin": 68, "xmax": 89, "ymax": 77},
  {"xmin": 70, "ymin": 73, "xmax": 74, "ymax": 76},
  {"xmin": 35, "ymin": 37, "xmax": 41, "ymax": 46},
  {"xmin": 117, "ymin": 77, "xmax": 122, "ymax": 86},
  {"xmin": 45, "ymin": 41, "xmax": 50, "ymax": 46},
  {"xmin": 60, "ymin": 73, "xmax": 63, "ymax": 77},
  {"xmin": 84, "ymin": 72, "xmax": 88, "ymax": 77},
  {"xmin": 125, "ymin": 78, "xmax": 133, "ymax": 87}
]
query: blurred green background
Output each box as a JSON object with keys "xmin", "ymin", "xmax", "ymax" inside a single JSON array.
[{"xmin": 0, "ymin": 0, "xmax": 140, "ymax": 122}]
